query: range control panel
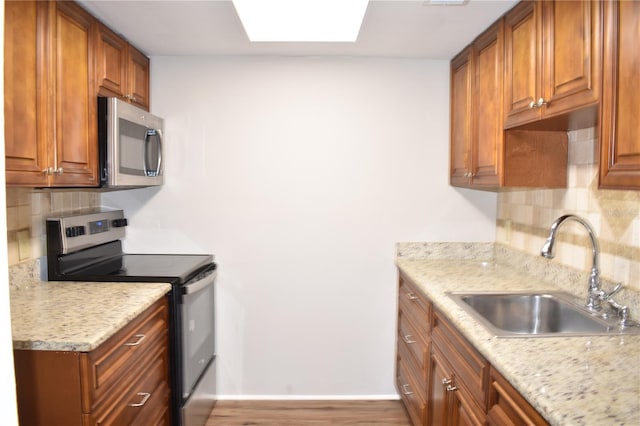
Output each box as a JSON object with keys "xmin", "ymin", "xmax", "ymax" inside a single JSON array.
[{"xmin": 48, "ymin": 209, "xmax": 128, "ymax": 254}]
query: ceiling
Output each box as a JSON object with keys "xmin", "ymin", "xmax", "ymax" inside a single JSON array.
[{"xmin": 78, "ymin": 0, "xmax": 518, "ymax": 59}]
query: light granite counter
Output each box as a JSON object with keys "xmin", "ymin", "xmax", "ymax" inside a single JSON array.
[
  {"xmin": 10, "ymin": 278, "xmax": 171, "ymax": 352},
  {"xmin": 396, "ymin": 243, "xmax": 640, "ymax": 426}
]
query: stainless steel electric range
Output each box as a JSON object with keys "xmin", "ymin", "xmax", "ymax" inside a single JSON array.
[{"xmin": 46, "ymin": 209, "xmax": 216, "ymax": 426}]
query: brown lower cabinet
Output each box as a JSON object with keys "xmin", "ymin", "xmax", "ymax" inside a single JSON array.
[
  {"xmin": 396, "ymin": 271, "xmax": 549, "ymax": 426},
  {"xmin": 13, "ymin": 298, "xmax": 171, "ymax": 426}
]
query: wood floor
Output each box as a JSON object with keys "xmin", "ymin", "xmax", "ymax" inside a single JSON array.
[{"xmin": 207, "ymin": 400, "xmax": 411, "ymax": 425}]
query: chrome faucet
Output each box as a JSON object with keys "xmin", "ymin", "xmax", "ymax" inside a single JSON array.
[{"xmin": 540, "ymin": 214, "xmax": 622, "ymax": 312}]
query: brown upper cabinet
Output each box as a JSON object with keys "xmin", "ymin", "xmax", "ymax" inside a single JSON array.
[
  {"xmin": 598, "ymin": 0, "xmax": 640, "ymax": 190},
  {"xmin": 504, "ymin": 0, "xmax": 601, "ymax": 130},
  {"xmin": 96, "ymin": 22, "xmax": 150, "ymax": 111},
  {"xmin": 5, "ymin": 0, "xmax": 151, "ymax": 187},
  {"xmin": 450, "ymin": 21, "xmax": 509, "ymax": 189},
  {"xmin": 449, "ymin": 46, "xmax": 474, "ymax": 188},
  {"xmin": 450, "ymin": 19, "xmax": 567, "ymax": 190},
  {"xmin": 5, "ymin": 1, "xmax": 98, "ymax": 187},
  {"xmin": 4, "ymin": 1, "xmax": 48, "ymax": 186}
]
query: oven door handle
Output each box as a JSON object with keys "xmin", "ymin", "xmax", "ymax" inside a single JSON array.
[{"xmin": 182, "ymin": 269, "xmax": 217, "ymax": 295}]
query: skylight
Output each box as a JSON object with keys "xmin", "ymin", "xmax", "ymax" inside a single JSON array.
[{"xmin": 231, "ymin": 0, "xmax": 370, "ymax": 42}]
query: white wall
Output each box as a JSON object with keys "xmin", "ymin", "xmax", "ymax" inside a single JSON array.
[
  {"xmin": 103, "ymin": 56, "xmax": 497, "ymax": 397},
  {"xmin": 1, "ymin": 2, "xmax": 20, "ymax": 422}
]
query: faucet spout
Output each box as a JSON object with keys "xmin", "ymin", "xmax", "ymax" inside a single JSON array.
[{"xmin": 540, "ymin": 214, "xmax": 603, "ymax": 310}]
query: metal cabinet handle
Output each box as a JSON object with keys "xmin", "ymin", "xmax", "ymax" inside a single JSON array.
[
  {"xmin": 123, "ymin": 334, "xmax": 146, "ymax": 346},
  {"xmin": 406, "ymin": 292, "xmax": 418, "ymax": 301},
  {"xmin": 401, "ymin": 384, "xmax": 413, "ymax": 395},
  {"xmin": 442, "ymin": 378, "xmax": 452, "ymax": 385},
  {"xmin": 128, "ymin": 392, "xmax": 151, "ymax": 407},
  {"xmin": 403, "ymin": 334, "xmax": 416, "ymax": 344},
  {"xmin": 42, "ymin": 167, "xmax": 64, "ymax": 175},
  {"xmin": 447, "ymin": 385, "xmax": 458, "ymax": 392},
  {"xmin": 529, "ymin": 97, "xmax": 548, "ymax": 109}
]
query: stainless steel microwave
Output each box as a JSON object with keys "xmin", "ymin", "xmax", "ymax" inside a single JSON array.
[{"xmin": 97, "ymin": 97, "xmax": 164, "ymax": 188}]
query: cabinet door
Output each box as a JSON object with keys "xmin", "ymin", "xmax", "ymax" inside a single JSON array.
[
  {"xmin": 51, "ymin": 1, "xmax": 98, "ymax": 186},
  {"xmin": 428, "ymin": 347, "xmax": 453, "ymax": 426},
  {"xmin": 450, "ymin": 386, "xmax": 485, "ymax": 426},
  {"xmin": 472, "ymin": 20, "xmax": 504, "ymax": 188},
  {"xmin": 599, "ymin": 0, "xmax": 640, "ymax": 189},
  {"xmin": 504, "ymin": 1, "xmax": 542, "ymax": 128},
  {"xmin": 541, "ymin": 0, "xmax": 601, "ymax": 117},
  {"xmin": 96, "ymin": 23, "xmax": 150, "ymax": 111},
  {"xmin": 4, "ymin": 1, "xmax": 49, "ymax": 186},
  {"xmin": 96, "ymin": 22, "xmax": 128, "ymax": 99},
  {"xmin": 450, "ymin": 47, "xmax": 473, "ymax": 186},
  {"xmin": 128, "ymin": 45, "xmax": 150, "ymax": 110}
]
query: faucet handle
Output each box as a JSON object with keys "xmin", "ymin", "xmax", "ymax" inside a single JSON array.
[
  {"xmin": 601, "ymin": 282, "xmax": 623, "ymax": 301},
  {"xmin": 606, "ymin": 297, "xmax": 634, "ymax": 328},
  {"xmin": 588, "ymin": 282, "xmax": 623, "ymax": 311}
]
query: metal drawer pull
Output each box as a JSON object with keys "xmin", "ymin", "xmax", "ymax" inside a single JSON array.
[
  {"xmin": 406, "ymin": 292, "xmax": 418, "ymax": 301},
  {"xmin": 442, "ymin": 378, "xmax": 452, "ymax": 385},
  {"xmin": 447, "ymin": 385, "xmax": 458, "ymax": 392},
  {"xmin": 128, "ymin": 392, "xmax": 151, "ymax": 407},
  {"xmin": 401, "ymin": 384, "xmax": 413, "ymax": 395},
  {"xmin": 123, "ymin": 334, "xmax": 146, "ymax": 346},
  {"xmin": 403, "ymin": 335, "xmax": 416, "ymax": 344}
]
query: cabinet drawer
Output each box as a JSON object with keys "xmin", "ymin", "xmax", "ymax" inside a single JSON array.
[
  {"xmin": 85, "ymin": 346, "xmax": 170, "ymax": 426},
  {"xmin": 487, "ymin": 366, "xmax": 548, "ymax": 426},
  {"xmin": 81, "ymin": 298, "xmax": 168, "ymax": 411},
  {"xmin": 398, "ymin": 275, "xmax": 430, "ymax": 335},
  {"xmin": 398, "ymin": 309, "xmax": 428, "ymax": 375},
  {"xmin": 397, "ymin": 337, "xmax": 427, "ymax": 402},
  {"xmin": 397, "ymin": 358, "xmax": 427, "ymax": 426},
  {"xmin": 432, "ymin": 309, "xmax": 489, "ymax": 410}
]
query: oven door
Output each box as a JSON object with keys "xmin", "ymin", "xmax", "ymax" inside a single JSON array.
[{"xmin": 181, "ymin": 267, "xmax": 216, "ymax": 399}]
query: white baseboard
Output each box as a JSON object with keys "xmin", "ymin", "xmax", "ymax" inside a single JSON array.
[{"xmin": 215, "ymin": 394, "xmax": 401, "ymax": 401}]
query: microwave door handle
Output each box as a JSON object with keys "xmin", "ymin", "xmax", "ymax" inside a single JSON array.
[
  {"xmin": 144, "ymin": 129, "xmax": 163, "ymax": 177},
  {"xmin": 154, "ymin": 129, "xmax": 163, "ymax": 177},
  {"xmin": 143, "ymin": 129, "xmax": 150, "ymax": 175}
]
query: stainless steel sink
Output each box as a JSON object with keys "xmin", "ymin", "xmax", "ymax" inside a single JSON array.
[{"xmin": 447, "ymin": 291, "xmax": 640, "ymax": 337}]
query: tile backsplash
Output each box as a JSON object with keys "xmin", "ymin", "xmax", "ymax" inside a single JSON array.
[
  {"xmin": 6, "ymin": 189, "xmax": 100, "ymax": 266},
  {"xmin": 496, "ymin": 127, "xmax": 640, "ymax": 291}
]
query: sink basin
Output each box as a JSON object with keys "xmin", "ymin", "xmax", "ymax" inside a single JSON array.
[{"xmin": 447, "ymin": 291, "xmax": 640, "ymax": 337}]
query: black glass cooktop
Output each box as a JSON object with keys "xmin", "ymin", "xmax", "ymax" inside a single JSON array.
[{"xmin": 68, "ymin": 253, "xmax": 215, "ymax": 284}]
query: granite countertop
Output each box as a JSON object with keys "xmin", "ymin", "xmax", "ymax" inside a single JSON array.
[
  {"xmin": 10, "ymin": 280, "xmax": 172, "ymax": 352},
  {"xmin": 396, "ymin": 253, "xmax": 640, "ymax": 426}
]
